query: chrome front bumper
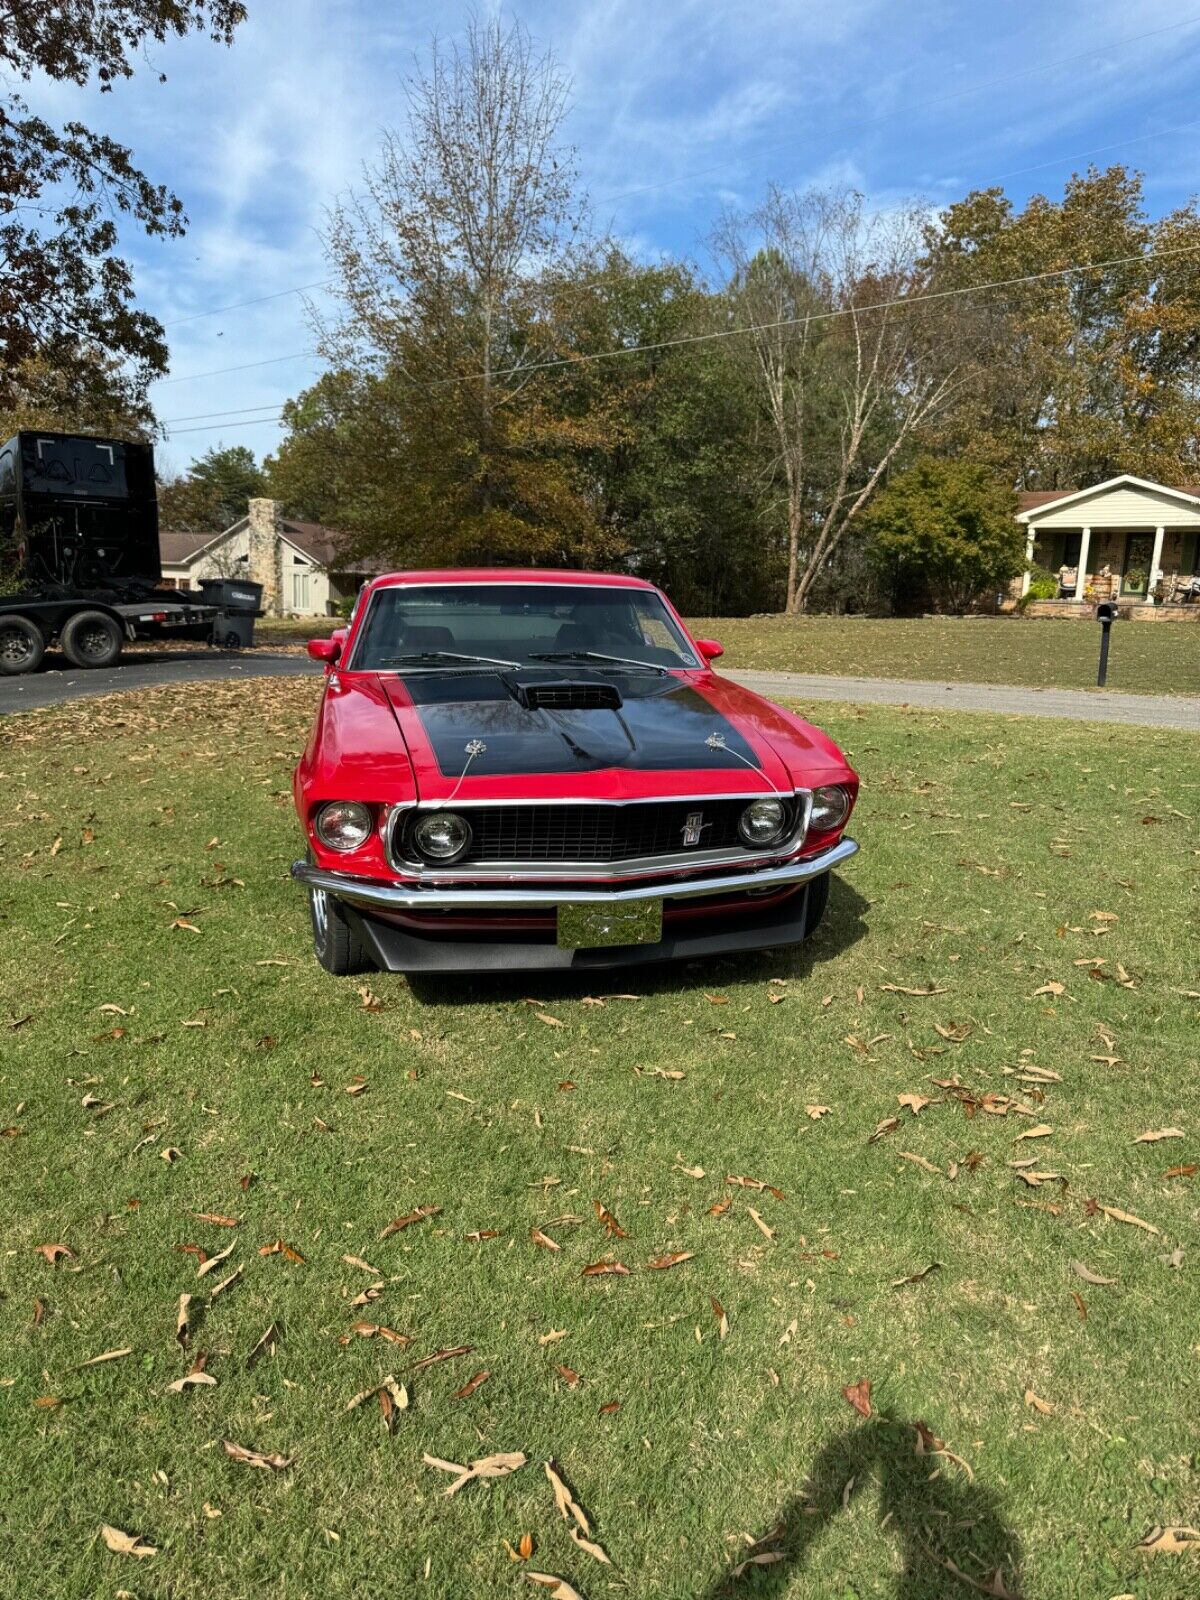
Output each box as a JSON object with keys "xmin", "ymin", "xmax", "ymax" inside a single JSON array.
[{"xmin": 291, "ymin": 836, "xmax": 858, "ymax": 913}]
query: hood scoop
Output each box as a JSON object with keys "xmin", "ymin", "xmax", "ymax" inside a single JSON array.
[{"xmin": 510, "ymin": 678, "xmax": 623, "ymax": 712}]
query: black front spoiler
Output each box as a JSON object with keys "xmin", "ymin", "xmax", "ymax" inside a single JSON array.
[{"xmin": 344, "ymin": 883, "xmax": 822, "ymax": 973}]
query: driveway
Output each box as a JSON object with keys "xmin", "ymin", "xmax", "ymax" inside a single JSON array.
[{"xmin": 1, "ymin": 651, "xmax": 1196, "ymax": 731}]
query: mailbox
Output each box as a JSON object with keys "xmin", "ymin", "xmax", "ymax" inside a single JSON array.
[
  {"xmin": 1096, "ymin": 601, "xmax": 1118, "ymax": 623},
  {"xmin": 1095, "ymin": 601, "xmax": 1117, "ymax": 683}
]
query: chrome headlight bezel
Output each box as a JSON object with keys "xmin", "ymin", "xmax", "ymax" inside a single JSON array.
[
  {"xmin": 314, "ymin": 799, "xmax": 373, "ymax": 852},
  {"xmin": 809, "ymin": 784, "xmax": 851, "ymax": 834},
  {"xmin": 411, "ymin": 810, "xmax": 473, "ymax": 863},
  {"xmin": 737, "ymin": 796, "xmax": 790, "ymax": 848}
]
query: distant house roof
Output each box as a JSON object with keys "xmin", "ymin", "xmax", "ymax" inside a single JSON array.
[
  {"xmin": 158, "ymin": 516, "xmax": 387, "ymax": 574},
  {"xmin": 1017, "ymin": 477, "xmax": 1200, "ymax": 517}
]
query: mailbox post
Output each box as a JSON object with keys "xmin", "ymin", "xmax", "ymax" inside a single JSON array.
[{"xmin": 1096, "ymin": 601, "xmax": 1118, "ymax": 686}]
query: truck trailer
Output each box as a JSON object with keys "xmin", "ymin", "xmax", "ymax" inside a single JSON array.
[{"xmin": 0, "ymin": 430, "xmax": 232, "ymax": 675}]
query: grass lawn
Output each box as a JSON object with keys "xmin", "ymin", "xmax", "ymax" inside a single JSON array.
[
  {"xmin": 688, "ymin": 616, "xmax": 1200, "ymax": 698},
  {"xmin": 255, "ymin": 613, "xmax": 1199, "ymax": 698},
  {"xmin": 1, "ymin": 680, "xmax": 1198, "ymax": 1600}
]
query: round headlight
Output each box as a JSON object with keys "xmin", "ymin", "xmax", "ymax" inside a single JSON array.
[
  {"xmin": 314, "ymin": 800, "xmax": 373, "ymax": 852},
  {"xmin": 412, "ymin": 811, "xmax": 472, "ymax": 862},
  {"xmin": 738, "ymin": 797, "xmax": 789, "ymax": 847},
  {"xmin": 809, "ymin": 785, "xmax": 850, "ymax": 833}
]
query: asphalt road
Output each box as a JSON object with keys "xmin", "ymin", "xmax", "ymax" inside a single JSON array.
[{"xmin": 1, "ymin": 649, "xmax": 1196, "ymax": 730}]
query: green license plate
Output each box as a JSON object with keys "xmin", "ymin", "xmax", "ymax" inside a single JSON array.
[{"xmin": 557, "ymin": 898, "xmax": 664, "ymax": 950}]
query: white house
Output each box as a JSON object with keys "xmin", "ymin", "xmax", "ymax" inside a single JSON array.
[
  {"xmin": 1016, "ymin": 475, "xmax": 1200, "ymax": 616},
  {"xmin": 160, "ymin": 498, "xmax": 385, "ymax": 617}
]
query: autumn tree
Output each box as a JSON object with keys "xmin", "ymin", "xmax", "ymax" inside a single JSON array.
[
  {"xmin": 712, "ymin": 186, "xmax": 969, "ymax": 613},
  {"xmin": 866, "ymin": 457, "xmax": 1022, "ymax": 613},
  {"xmin": 158, "ymin": 444, "xmax": 267, "ymax": 531},
  {"xmin": 0, "ymin": 2, "xmax": 245, "ymax": 420},
  {"xmin": 920, "ymin": 165, "xmax": 1200, "ymax": 489},
  {"xmin": 313, "ymin": 17, "xmax": 621, "ymax": 568}
]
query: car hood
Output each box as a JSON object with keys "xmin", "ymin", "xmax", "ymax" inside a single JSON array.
[{"xmin": 369, "ymin": 668, "xmax": 853, "ymax": 803}]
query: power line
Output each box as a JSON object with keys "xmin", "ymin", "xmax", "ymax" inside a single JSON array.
[
  {"xmin": 164, "ymin": 414, "xmax": 286, "ymax": 436},
  {"xmin": 146, "ymin": 14, "xmax": 1200, "ymax": 344},
  {"xmin": 159, "ymin": 240, "xmax": 1200, "ymax": 438},
  {"xmin": 155, "ymin": 349, "xmax": 317, "ymax": 385},
  {"xmin": 160, "ymin": 280, "xmax": 333, "ymax": 328}
]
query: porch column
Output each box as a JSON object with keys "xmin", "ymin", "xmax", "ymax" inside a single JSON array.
[
  {"xmin": 1075, "ymin": 526, "xmax": 1092, "ymax": 601},
  {"xmin": 1021, "ymin": 525, "xmax": 1037, "ymax": 597},
  {"xmin": 1150, "ymin": 524, "xmax": 1166, "ymax": 595}
]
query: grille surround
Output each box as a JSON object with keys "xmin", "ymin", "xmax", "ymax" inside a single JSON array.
[{"xmin": 390, "ymin": 795, "xmax": 808, "ymax": 874}]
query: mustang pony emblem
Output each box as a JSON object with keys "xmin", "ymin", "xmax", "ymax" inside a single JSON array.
[{"xmin": 682, "ymin": 810, "xmax": 705, "ymax": 846}]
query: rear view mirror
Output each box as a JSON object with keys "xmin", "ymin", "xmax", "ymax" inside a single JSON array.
[
  {"xmin": 307, "ymin": 635, "xmax": 342, "ymax": 663},
  {"xmin": 695, "ymin": 638, "xmax": 724, "ymax": 662}
]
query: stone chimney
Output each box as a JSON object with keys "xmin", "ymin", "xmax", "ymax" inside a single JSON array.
[{"xmin": 246, "ymin": 498, "xmax": 282, "ymax": 616}]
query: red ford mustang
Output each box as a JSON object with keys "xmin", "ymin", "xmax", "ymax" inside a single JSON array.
[{"xmin": 291, "ymin": 570, "xmax": 859, "ymax": 974}]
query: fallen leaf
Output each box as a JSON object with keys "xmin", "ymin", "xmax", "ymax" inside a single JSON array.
[
  {"xmin": 166, "ymin": 1356, "xmax": 218, "ymax": 1394},
  {"xmin": 555, "ymin": 1365, "xmax": 580, "ymax": 1388},
  {"xmin": 524, "ymin": 1575, "xmax": 583, "ymax": 1599},
  {"xmin": 259, "ymin": 1239, "xmax": 306, "ymax": 1262},
  {"xmin": 675, "ymin": 1163, "xmax": 705, "ymax": 1179},
  {"xmin": 881, "ymin": 983, "xmax": 947, "ymax": 996},
  {"xmin": 868, "ymin": 1118, "xmax": 899, "ymax": 1144},
  {"xmin": 891, "ymin": 1263, "xmax": 942, "ymax": 1288},
  {"xmin": 933, "ymin": 1021, "xmax": 972, "ymax": 1042},
  {"xmin": 1160, "ymin": 1245, "xmax": 1185, "ymax": 1270},
  {"xmin": 1163, "ymin": 1163, "xmax": 1197, "ymax": 1180},
  {"xmin": 711, "ymin": 1296, "xmax": 729, "ymax": 1340},
  {"xmin": 581, "ymin": 1260, "xmax": 630, "ymax": 1278},
  {"xmin": 535, "ymin": 1013, "xmax": 563, "ymax": 1028},
  {"xmin": 531, "ymin": 1227, "xmax": 561, "ymax": 1252},
  {"xmin": 453, "ymin": 1370, "xmax": 490, "ymax": 1400},
  {"xmin": 1134, "ymin": 1525, "xmax": 1200, "ymax": 1556},
  {"xmin": 598, "ymin": 1399, "xmax": 621, "ymax": 1415},
  {"xmin": 644, "ymin": 1251, "xmax": 695, "ymax": 1270},
  {"xmin": 1015, "ymin": 1124, "xmax": 1054, "ymax": 1142},
  {"xmin": 222, "ymin": 1440, "xmax": 293, "ymax": 1470},
  {"xmin": 725, "ymin": 1174, "xmax": 784, "ymax": 1200},
  {"xmin": 805, "ymin": 1105, "xmax": 831, "ymax": 1120},
  {"xmin": 732, "ymin": 1551, "xmax": 786, "ymax": 1578},
  {"xmin": 897, "ymin": 1094, "xmax": 931, "ymax": 1115},
  {"xmin": 34, "ymin": 1243, "xmax": 73, "ymax": 1266},
  {"xmin": 1097, "ymin": 1204, "xmax": 1159, "ymax": 1236},
  {"xmin": 592, "ymin": 1200, "xmax": 627, "ymax": 1238},
  {"xmin": 1024, "ymin": 1388, "xmax": 1053, "ymax": 1416},
  {"xmin": 175, "ymin": 1292, "xmax": 191, "ymax": 1349},
  {"xmin": 423, "ymin": 1449, "xmax": 526, "ymax": 1496},
  {"xmin": 1134, "ymin": 1128, "xmax": 1185, "ymax": 1143},
  {"xmin": 747, "ymin": 1207, "xmax": 776, "ymax": 1241},
  {"xmin": 1071, "ymin": 1260, "xmax": 1116, "ymax": 1286},
  {"xmin": 100, "ymin": 1524, "xmax": 157, "ymax": 1560},
  {"xmin": 77, "ymin": 1348, "xmax": 133, "ymax": 1369},
  {"xmin": 707, "ymin": 1195, "xmax": 731, "ymax": 1217},
  {"xmin": 897, "ymin": 1151, "xmax": 942, "ymax": 1177},
  {"xmin": 245, "ymin": 1322, "xmax": 280, "ymax": 1367},
  {"xmin": 408, "ymin": 1345, "xmax": 474, "ymax": 1373},
  {"xmin": 1032, "ymin": 981, "xmax": 1065, "ymax": 997},
  {"xmin": 464, "ymin": 1231, "xmax": 499, "ymax": 1243},
  {"xmin": 190, "ymin": 1211, "xmax": 239, "ymax": 1227},
  {"xmin": 379, "ymin": 1205, "xmax": 440, "ymax": 1239},
  {"xmin": 196, "ymin": 1240, "xmax": 236, "ymax": 1280},
  {"xmin": 538, "ymin": 1329, "xmax": 569, "ymax": 1346},
  {"xmin": 842, "ymin": 1378, "xmax": 872, "ymax": 1418}
]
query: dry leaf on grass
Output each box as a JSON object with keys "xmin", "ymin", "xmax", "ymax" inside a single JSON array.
[
  {"xmin": 1097, "ymin": 1204, "xmax": 1159, "ymax": 1236},
  {"xmin": 546, "ymin": 1461, "xmax": 612, "ymax": 1565},
  {"xmin": 1134, "ymin": 1525, "xmax": 1200, "ymax": 1556},
  {"xmin": 747, "ymin": 1208, "xmax": 776, "ymax": 1241},
  {"xmin": 1071, "ymin": 1261, "xmax": 1116, "ymax": 1286},
  {"xmin": 408, "ymin": 1345, "xmax": 474, "ymax": 1373},
  {"xmin": 222, "ymin": 1439, "xmax": 293, "ymax": 1470},
  {"xmin": 1163, "ymin": 1163, "xmax": 1197, "ymax": 1179},
  {"xmin": 34, "ymin": 1243, "xmax": 73, "ymax": 1265},
  {"xmin": 1014, "ymin": 1124, "xmax": 1053, "ymax": 1142},
  {"xmin": 1032, "ymin": 981, "xmax": 1065, "ymax": 997},
  {"xmin": 531, "ymin": 1227, "xmax": 561, "ymax": 1252},
  {"xmin": 453, "ymin": 1370, "xmax": 490, "ymax": 1400},
  {"xmin": 76, "ymin": 1347, "xmax": 132, "ymax": 1369},
  {"xmin": 711, "ymin": 1296, "xmax": 729, "ymax": 1340},
  {"xmin": 195, "ymin": 1240, "xmax": 236, "ymax": 1280},
  {"xmin": 725, "ymin": 1174, "xmax": 785, "ymax": 1200},
  {"xmin": 245, "ymin": 1322, "xmax": 280, "ymax": 1367},
  {"xmin": 1133, "ymin": 1128, "xmax": 1184, "ymax": 1143},
  {"xmin": 592, "ymin": 1200, "xmax": 627, "ymax": 1238},
  {"xmin": 581, "ymin": 1260, "xmax": 630, "ymax": 1278},
  {"xmin": 891, "ymin": 1263, "xmax": 942, "ymax": 1288},
  {"xmin": 379, "ymin": 1205, "xmax": 440, "ymax": 1239},
  {"xmin": 897, "ymin": 1152, "xmax": 942, "ymax": 1177},
  {"xmin": 259, "ymin": 1239, "xmax": 306, "ymax": 1262},
  {"xmin": 1024, "ymin": 1389, "xmax": 1053, "ymax": 1416},
  {"xmin": 732, "ymin": 1551, "xmax": 786, "ymax": 1577},
  {"xmin": 805, "ymin": 1105, "xmax": 831, "ymax": 1120},
  {"xmin": 644, "ymin": 1251, "xmax": 694, "ymax": 1271},
  {"xmin": 190, "ymin": 1211, "xmax": 238, "ymax": 1227},
  {"xmin": 423, "ymin": 1449, "xmax": 526, "ymax": 1496},
  {"xmin": 842, "ymin": 1378, "xmax": 872, "ymax": 1418},
  {"xmin": 208, "ymin": 1264, "xmax": 243, "ymax": 1303},
  {"xmin": 897, "ymin": 1094, "xmax": 931, "ymax": 1115},
  {"xmin": 175, "ymin": 1292, "xmax": 191, "ymax": 1349},
  {"xmin": 881, "ymin": 982, "xmax": 947, "ymax": 996},
  {"xmin": 100, "ymin": 1524, "xmax": 157, "ymax": 1559},
  {"xmin": 524, "ymin": 1575, "xmax": 583, "ymax": 1599}
]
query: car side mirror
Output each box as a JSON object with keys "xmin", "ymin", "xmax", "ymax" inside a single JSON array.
[
  {"xmin": 695, "ymin": 638, "xmax": 724, "ymax": 662},
  {"xmin": 307, "ymin": 634, "xmax": 342, "ymax": 664}
]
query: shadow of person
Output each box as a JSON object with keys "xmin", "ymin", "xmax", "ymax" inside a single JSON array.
[{"xmin": 702, "ymin": 1417, "xmax": 1024, "ymax": 1600}]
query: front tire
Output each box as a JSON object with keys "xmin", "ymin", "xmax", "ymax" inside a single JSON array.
[
  {"xmin": 60, "ymin": 610, "xmax": 123, "ymax": 669},
  {"xmin": 0, "ymin": 615, "xmax": 45, "ymax": 675},
  {"xmin": 309, "ymin": 882, "xmax": 372, "ymax": 975},
  {"xmin": 803, "ymin": 870, "xmax": 831, "ymax": 937}
]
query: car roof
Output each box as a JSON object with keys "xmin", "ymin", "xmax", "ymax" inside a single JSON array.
[{"xmin": 365, "ymin": 568, "xmax": 656, "ymax": 591}]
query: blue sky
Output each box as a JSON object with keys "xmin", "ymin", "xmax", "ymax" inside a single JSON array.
[{"xmin": 25, "ymin": 0, "xmax": 1200, "ymax": 474}]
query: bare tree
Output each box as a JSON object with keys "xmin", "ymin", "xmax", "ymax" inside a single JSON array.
[{"xmin": 712, "ymin": 187, "xmax": 967, "ymax": 613}]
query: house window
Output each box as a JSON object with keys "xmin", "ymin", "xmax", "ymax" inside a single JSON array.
[
  {"xmin": 291, "ymin": 570, "xmax": 312, "ymax": 610},
  {"xmin": 1183, "ymin": 532, "xmax": 1200, "ymax": 575}
]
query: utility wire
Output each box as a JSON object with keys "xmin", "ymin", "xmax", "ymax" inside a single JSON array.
[
  {"xmin": 146, "ymin": 13, "xmax": 1200, "ymax": 335},
  {"xmin": 159, "ymin": 240, "xmax": 1200, "ymax": 437}
]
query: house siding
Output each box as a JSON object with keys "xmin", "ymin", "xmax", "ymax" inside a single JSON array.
[{"xmin": 1029, "ymin": 485, "xmax": 1200, "ymax": 529}]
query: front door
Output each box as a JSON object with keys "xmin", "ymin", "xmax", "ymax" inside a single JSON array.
[{"xmin": 1121, "ymin": 533, "xmax": 1155, "ymax": 596}]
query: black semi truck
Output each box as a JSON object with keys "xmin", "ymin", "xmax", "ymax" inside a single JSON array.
[{"xmin": 0, "ymin": 430, "xmax": 254, "ymax": 675}]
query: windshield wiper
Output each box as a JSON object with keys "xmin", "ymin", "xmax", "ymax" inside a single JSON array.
[
  {"xmin": 527, "ymin": 650, "xmax": 669, "ymax": 675},
  {"xmin": 379, "ymin": 650, "xmax": 520, "ymax": 671}
]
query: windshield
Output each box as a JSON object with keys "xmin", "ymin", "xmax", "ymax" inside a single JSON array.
[{"xmin": 348, "ymin": 583, "xmax": 700, "ymax": 671}]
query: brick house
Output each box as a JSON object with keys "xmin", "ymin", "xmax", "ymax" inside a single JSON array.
[
  {"xmin": 1016, "ymin": 475, "xmax": 1200, "ymax": 618},
  {"xmin": 159, "ymin": 498, "xmax": 385, "ymax": 617}
]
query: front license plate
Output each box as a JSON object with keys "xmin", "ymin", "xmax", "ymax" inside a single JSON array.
[{"xmin": 557, "ymin": 898, "xmax": 663, "ymax": 949}]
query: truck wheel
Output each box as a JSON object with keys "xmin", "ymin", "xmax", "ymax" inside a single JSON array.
[
  {"xmin": 309, "ymin": 883, "xmax": 372, "ymax": 975},
  {"xmin": 60, "ymin": 610, "xmax": 123, "ymax": 669},
  {"xmin": 0, "ymin": 615, "xmax": 45, "ymax": 675}
]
